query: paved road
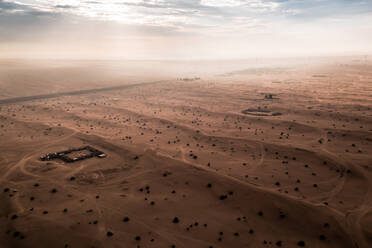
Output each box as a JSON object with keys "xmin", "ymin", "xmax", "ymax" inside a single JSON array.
[{"xmin": 0, "ymin": 80, "xmax": 166, "ymax": 105}]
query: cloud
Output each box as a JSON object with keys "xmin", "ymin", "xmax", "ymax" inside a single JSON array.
[
  {"xmin": 55, "ymin": 4, "xmax": 77, "ymax": 9},
  {"xmin": 0, "ymin": 0, "xmax": 28, "ymax": 13},
  {"xmin": 0, "ymin": 0, "xmax": 372, "ymax": 59},
  {"xmin": 3, "ymin": 0, "xmax": 372, "ymax": 28}
]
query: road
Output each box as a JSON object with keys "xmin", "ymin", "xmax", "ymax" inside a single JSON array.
[{"xmin": 0, "ymin": 80, "xmax": 166, "ymax": 105}]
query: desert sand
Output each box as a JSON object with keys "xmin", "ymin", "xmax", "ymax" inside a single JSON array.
[{"xmin": 0, "ymin": 57, "xmax": 371, "ymax": 248}]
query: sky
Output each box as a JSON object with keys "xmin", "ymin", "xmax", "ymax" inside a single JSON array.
[{"xmin": 1, "ymin": 0, "xmax": 372, "ymax": 59}]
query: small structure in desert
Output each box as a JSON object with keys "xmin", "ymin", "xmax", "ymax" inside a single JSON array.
[
  {"xmin": 264, "ymin": 94, "xmax": 275, "ymax": 99},
  {"xmin": 178, "ymin": 77, "xmax": 201, "ymax": 82},
  {"xmin": 40, "ymin": 146, "xmax": 106, "ymax": 163}
]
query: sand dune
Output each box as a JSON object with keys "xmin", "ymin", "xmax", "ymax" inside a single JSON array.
[{"xmin": 0, "ymin": 58, "xmax": 371, "ymax": 248}]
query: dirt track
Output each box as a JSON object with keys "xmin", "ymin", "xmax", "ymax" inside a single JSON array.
[{"xmin": 0, "ymin": 60, "xmax": 371, "ymax": 248}]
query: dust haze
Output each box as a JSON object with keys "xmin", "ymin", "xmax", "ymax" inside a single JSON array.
[{"xmin": 1, "ymin": 0, "xmax": 372, "ymax": 248}]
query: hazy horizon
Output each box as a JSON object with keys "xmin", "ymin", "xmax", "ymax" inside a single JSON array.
[
  {"xmin": 1, "ymin": 0, "xmax": 372, "ymax": 60},
  {"xmin": 1, "ymin": 2, "xmax": 372, "ymax": 248}
]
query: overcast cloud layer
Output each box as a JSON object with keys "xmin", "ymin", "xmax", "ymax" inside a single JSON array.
[{"xmin": 1, "ymin": 0, "xmax": 372, "ymax": 59}]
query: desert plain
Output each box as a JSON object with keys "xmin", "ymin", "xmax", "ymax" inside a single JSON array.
[{"xmin": 0, "ymin": 57, "xmax": 371, "ymax": 248}]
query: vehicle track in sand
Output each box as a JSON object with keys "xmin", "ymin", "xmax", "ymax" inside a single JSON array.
[{"xmin": 0, "ymin": 128, "xmax": 78, "ymax": 183}]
